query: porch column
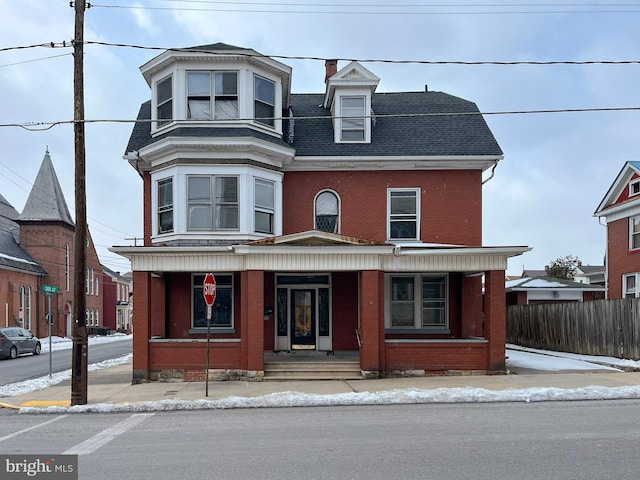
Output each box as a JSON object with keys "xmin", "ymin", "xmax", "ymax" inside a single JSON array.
[
  {"xmin": 359, "ymin": 270, "xmax": 384, "ymax": 377},
  {"xmin": 484, "ymin": 269, "xmax": 506, "ymax": 372},
  {"xmin": 241, "ymin": 270, "xmax": 264, "ymax": 374},
  {"xmin": 132, "ymin": 271, "xmax": 151, "ymax": 383}
]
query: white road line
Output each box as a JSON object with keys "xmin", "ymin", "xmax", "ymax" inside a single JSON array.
[
  {"xmin": 63, "ymin": 413, "xmax": 155, "ymax": 455},
  {"xmin": 0, "ymin": 415, "xmax": 68, "ymax": 443}
]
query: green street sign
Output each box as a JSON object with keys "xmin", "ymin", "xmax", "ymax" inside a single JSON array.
[{"xmin": 42, "ymin": 285, "xmax": 59, "ymax": 295}]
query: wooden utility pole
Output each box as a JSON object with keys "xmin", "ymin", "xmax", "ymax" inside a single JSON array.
[{"xmin": 71, "ymin": 0, "xmax": 88, "ymax": 406}]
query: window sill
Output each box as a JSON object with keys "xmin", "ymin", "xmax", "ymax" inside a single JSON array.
[
  {"xmin": 385, "ymin": 328, "xmax": 451, "ymax": 335},
  {"xmin": 189, "ymin": 328, "xmax": 235, "ymax": 334}
]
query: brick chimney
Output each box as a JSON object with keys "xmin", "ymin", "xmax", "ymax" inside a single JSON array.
[{"xmin": 325, "ymin": 60, "xmax": 338, "ymax": 84}]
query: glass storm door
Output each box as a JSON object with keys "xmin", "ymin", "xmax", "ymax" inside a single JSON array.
[{"xmin": 291, "ymin": 289, "xmax": 316, "ymax": 349}]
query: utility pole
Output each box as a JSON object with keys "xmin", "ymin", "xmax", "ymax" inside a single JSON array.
[{"xmin": 71, "ymin": 0, "xmax": 88, "ymax": 406}]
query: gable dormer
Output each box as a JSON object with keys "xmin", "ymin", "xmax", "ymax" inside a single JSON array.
[
  {"xmin": 140, "ymin": 43, "xmax": 292, "ymax": 137},
  {"xmin": 323, "ymin": 61, "xmax": 380, "ymax": 144}
]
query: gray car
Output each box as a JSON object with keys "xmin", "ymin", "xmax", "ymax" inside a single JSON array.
[{"xmin": 0, "ymin": 327, "xmax": 42, "ymax": 359}]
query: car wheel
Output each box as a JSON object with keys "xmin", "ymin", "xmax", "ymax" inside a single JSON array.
[
  {"xmin": 34, "ymin": 343, "xmax": 41, "ymax": 355},
  {"xmin": 9, "ymin": 346, "xmax": 17, "ymax": 360}
]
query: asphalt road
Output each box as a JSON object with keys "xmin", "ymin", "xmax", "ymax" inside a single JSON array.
[
  {"xmin": 2, "ymin": 400, "xmax": 640, "ymax": 479},
  {"xmin": 0, "ymin": 337, "xmax": 132, "ymax": 386}
]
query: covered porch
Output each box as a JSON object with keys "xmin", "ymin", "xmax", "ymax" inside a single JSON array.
[{"xmin": 113, "ymin": 231, "xmax": 529, "ymax": 382}]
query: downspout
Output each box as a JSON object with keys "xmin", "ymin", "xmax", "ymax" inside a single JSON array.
[
  {"xmin": 598, "ymin": 216, "xmax": 608, "ymax": 299},
  {"xmin": 482, "ymin": 160, "xmax": 499, "ymax": 185}
]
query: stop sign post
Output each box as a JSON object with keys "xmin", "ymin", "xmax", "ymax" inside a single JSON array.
[{"xmin": 203, "ymin": 273, "xmax": 216, "ymax": 397}]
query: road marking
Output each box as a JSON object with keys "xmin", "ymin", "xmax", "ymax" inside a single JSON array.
[
  {"xmin": 63, "ymin": 413, "xmax": 155, "ymax": 455},
  {"xmin": 0, "ymin": 415, "xmax": 68, "ymax": 443}
]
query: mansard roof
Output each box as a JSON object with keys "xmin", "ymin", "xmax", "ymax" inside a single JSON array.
[
  {"xmin": 16, "ymin": 151, "xmax": 74, "ymax": 228},
  {"xmin": 125, "ymin": 91, "xmax": 502, "ymax": 158}
]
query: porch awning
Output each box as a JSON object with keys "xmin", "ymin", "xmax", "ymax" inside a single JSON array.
[{"xmin": 111, "ymin": 233, "xmax": 530, "ymax": 273}]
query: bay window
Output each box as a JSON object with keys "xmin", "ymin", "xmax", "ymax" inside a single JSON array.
[
  {"xmin": 254, "ymin": 178, "xmax": 275, "ymax": 234},
  {"xmin": 187, "ymin": 71, "xmax": 238, "ymax": 120},
  {"xmin": 156, "ymin": 75, "xmax": 173, "ymax": 126},
  {"xmin": 254, "ymin": 75, "xmax": 275, "ymax": 127},
  {"xmin": 157, "ymin": 178, "xmax": 174, "ymax": 234},
  {"xmin": 187, "ymin": 176, "xmax": 238, "ymax": 231}
]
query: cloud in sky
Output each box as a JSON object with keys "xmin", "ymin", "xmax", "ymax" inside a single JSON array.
[{"xmin": 1, "ymin": 1, "xmax": 640, "ymax": 274}]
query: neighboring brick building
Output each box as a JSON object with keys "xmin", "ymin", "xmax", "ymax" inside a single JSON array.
[
  {"xmin": 595, "ymin": 162, "xmax": 640, "ymax": 298},
  {"xmin": 0, "ymin": 150, "xmax": 103, "ymax": 337},
  {"xmin": 113, "ymin": 43, "xmax": 530, "ymax": 382},
  {"xmin": 102, "ymin": 266, "xmax": 133, "ymax": 333}
]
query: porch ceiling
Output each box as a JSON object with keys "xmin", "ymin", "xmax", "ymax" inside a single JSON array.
[{"xmin": 110, "ymin": 244, "xmax": 530, "ymax": 273}]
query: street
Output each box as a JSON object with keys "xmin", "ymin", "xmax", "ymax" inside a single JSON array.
[
  {"xmin": 2, "ymin": 400, "xmax": 640, "ymax": 479},
  {"xmin": 0, "ymin": 337, "xmax": 132, "ymax": 386}
]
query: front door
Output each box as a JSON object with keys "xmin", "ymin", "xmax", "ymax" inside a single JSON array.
[{"xmin": 291, "ymin": 289, "xmax": 316, "ymax": 349}]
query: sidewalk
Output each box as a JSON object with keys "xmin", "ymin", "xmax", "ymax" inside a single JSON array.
[{"xmin": 3, "ymin": 360, "xmax": 640, "ymax": 412}]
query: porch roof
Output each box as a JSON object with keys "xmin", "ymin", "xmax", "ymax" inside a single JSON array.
[{"xmin": 111, "ymin": 241, "xmax": 530, "ymax": 274}]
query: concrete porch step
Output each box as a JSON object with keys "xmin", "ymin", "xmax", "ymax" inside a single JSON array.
[{"xmin": 264, "ymin": 360, "xmax": 362, "ymax": 381}]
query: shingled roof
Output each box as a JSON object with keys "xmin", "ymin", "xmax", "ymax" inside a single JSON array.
[
  {"xmin": 124, "ymin": 77, "xmax": 501, "ymax": 158},
  {"xmin": 0, "ymin": 194, "xmax": 47, "ymax": 275},
  {"xmin": 16, "ymin": 150, "xmax": 74, "ymax": 228}
]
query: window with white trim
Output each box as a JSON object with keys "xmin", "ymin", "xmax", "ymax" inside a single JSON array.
[
  {"xmin": 340, "ymin": 96, "xmax": 366, "ymax": 141},
  {"xmin": 630, "ymin": 216, "xmax": 640, "ymax": 250},
  {"xmin": 254, "ymin": 75, "xmax": 275, "ymax": 127},
  {"xmin": 156, "ymin": 75, "xmax": 173, "ymax": 127},
  {"xmin": 187, "ymin": 71, "xmax": 238, "ymax": 120},
  {"xmin": 389, "ymin": 274, "xmax": 448, "ymax": 329},
  {"xmin": 157, "ymin": 178, "xmax": 174, "ymax": 234},
  {"xmin": 624, "ymin": 273, "xmax": 640, "ymax": 297},
  {"xmin": 388, "ymin": 188, "xmax": 420, "ymax": 241},
  {"xmin": 254, "ymin": 178, "xmax": 275, "ymax": 234},
  {"xmin": 193, "ymin": 274, "xmax": 234, "ymax": 329},
  {"xmin": 187, "ymin": 176, "xmax": 239, "ymax": 230},
  {"xmin": 315, "ymin": 190, "xmax": 340, "ymax": 233},
  {"xmin": 630, "ymin": 179, "xmax": 640, "ymax": 197}
]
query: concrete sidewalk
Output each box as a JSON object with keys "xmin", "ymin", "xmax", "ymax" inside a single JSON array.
[{"xmin": 3, "ymin": 361, "xmax": 640, "ymax": 410}]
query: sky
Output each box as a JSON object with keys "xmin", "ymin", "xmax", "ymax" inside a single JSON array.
[
  {"xmin": 2, "ymin": 1, "xmax": 640, "ymax": 275},
  {"xmin": 2, "ymin": 335, "xmax": 640, "ymax": 413}
]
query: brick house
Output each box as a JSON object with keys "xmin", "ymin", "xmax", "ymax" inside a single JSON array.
[
  {"xmin": 594, "ymin": 161, "xmax": 640, "ymax": 298},
  {"xmin": 0, "ymin": 150, "xmax": 103, "ymax": 337},
  {"xmin": 102, "ymin": 266, "xmax": 133, "ymax": 333},
  {"xmin": 113, "ymin": 43, "xmax": 529, "ymax": 382}
]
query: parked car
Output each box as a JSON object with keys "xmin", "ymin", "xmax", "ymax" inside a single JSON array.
[{"xmin": 0, "ymin": 327, "xmax": 42, "ymax": 359}]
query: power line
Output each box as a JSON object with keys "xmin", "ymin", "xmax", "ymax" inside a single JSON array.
[
  {"xmin": 2, "ymin": 106, "xmax": 640, "ymax": 132},
  {"xmin": 83, "ymin": 41, "xmax": 640, "ymax": 66},
  {"xmin": 0, "ymin": 53, "xmax": 72, "ymax": 68},
  {"xmin": 90, "ymin": 1, "xmax": 640, "ymax": 15}
]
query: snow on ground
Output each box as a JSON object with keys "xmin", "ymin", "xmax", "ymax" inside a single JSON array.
[{"xmin": 4, "ymin": 337, "xmax": 640, "ymax": 413}]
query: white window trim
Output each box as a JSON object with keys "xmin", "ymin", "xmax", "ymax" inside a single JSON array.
[
  {"xmin": 387, "ymin": 188, "xmax": 421, "ymax": 242},
  {"xmin": 623, "ymin": 272, "xmax": 640, "ymax": 298},
  {"xmin": 186, "ymin": 70, "xmax": 239, "ymax": 121},
  {"xmin": 314, "ymin": 189, "xmax": 341, "ymax": 234},
  {"xmin": 630, "ymin": 216, "xmax": 640, "ymax": 251},
  {"xmin": 254, "ymin": 178, "xmax": 275, "ymax": 234},
  {"xmin": 157, "ymin": 177, "xmax": 174, "ymax": 235},
  {"xmin": 154, "ymin": 74, "xmax": 173, "ymax": 129},
  {"xmin": 253, "ymin": 74, "xmax": 276, "ymax": 128},
  {"xmin": 339, "ymin": 95, "xmax": 367, "ymax": 143},
  {"xmin": 630, "ymin": 179, "xmax": 640, "ymax": 197},
  {"xmin": 385, "ymin": 274, "xmax": 449, "ymax": 330}
]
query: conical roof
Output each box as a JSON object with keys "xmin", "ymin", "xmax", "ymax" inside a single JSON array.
[{"xmin": 16, "ymin": 149, "xmax": 74, "ymax": 227}]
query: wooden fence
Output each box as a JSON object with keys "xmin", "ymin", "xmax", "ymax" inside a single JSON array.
[{"xmin": 506, "ymin": 298, "xmax": 640, "ymax": 360}]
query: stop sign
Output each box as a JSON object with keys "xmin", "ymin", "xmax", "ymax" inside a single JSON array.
[{"xmin": 203, "ymin": 273, "xmax": 217, "ymax": 306}]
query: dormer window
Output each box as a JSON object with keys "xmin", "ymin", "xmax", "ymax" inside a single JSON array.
[
  {"xmin": 187, "ymin": 71, "xmax": 238, "ymax": 120},
  {"xmin": 630, "ymin": 178, "xmax": 640, "ymax": 197},
  {"xmin": 156, "ymin": 75, "xmax": 173, "ymax": 127},
  {"xmin": 341, "ymin": 96, "xmax": 366, "ymax": 141},
  {"xmin": 254, "ymin": 75, "xmax": 275, "ymax": 127}
]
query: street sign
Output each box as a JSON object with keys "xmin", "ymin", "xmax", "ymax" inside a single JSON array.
[
  {"xmin": 203, "ymin": 273, "xmax": 217, "ymax": 306},
  {"xmin": 42, "ymin": 285, "xmax": 59, "ymax": 296}
]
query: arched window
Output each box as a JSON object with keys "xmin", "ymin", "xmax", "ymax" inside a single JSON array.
[
  {"xmin": 25, "ymin": 286, "xmax": 32, "ymax": 330},
  {"xmin": 315, "ymin": 190, "xmax": 340, "ymax": 233},
  {"xmin": 19, "ymin": 286, "xmax": 25, "ymax": 327}
]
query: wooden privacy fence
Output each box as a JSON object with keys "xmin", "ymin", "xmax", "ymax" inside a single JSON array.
[{"xmin": 507, "ymin": 298, "xmax": 640, "ymax": 360}]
